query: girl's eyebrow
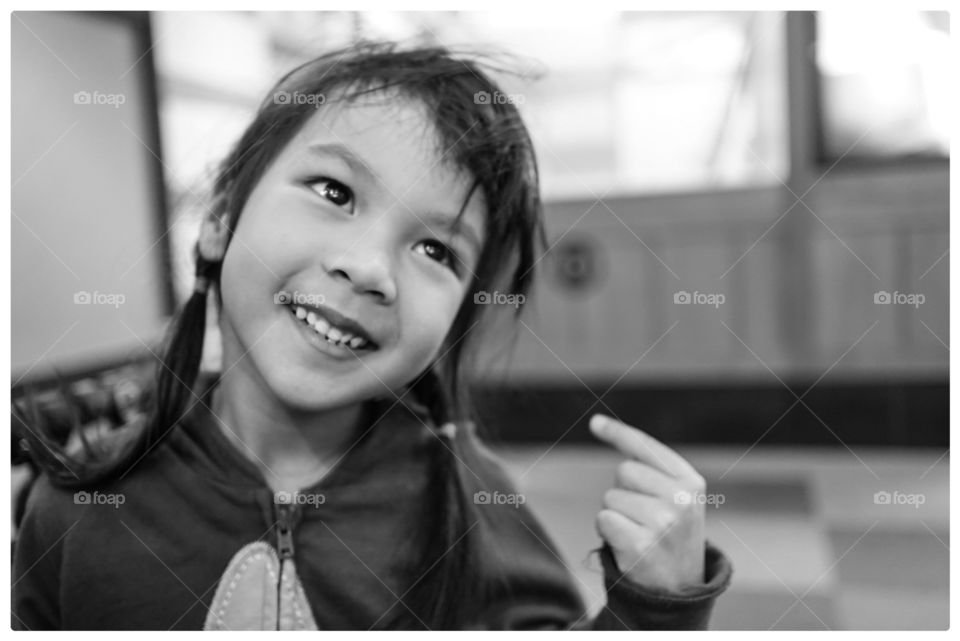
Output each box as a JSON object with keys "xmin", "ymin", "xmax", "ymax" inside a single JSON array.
[{"xmin": 306, "ymin": 142, "xmax": 376, "ymax": 179}]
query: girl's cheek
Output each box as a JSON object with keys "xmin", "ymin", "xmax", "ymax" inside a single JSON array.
[{"xmin": 401, "ymin": 287, "xmax": 458, "ymax": 342}]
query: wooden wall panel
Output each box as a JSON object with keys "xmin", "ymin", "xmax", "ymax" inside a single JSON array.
[{"xmin": 473, "ymin": 165, "xmax": 947, "ymax": 385}]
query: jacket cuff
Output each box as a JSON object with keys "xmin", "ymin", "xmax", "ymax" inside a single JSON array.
[{"xmin": 597, "ymin": 540, "xmax": 733, "ymax": 630}]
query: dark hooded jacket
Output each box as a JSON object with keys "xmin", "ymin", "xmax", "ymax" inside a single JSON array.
[{"xmin": 12, "ymin": 373, "xmax": 732, "ymax": 630}]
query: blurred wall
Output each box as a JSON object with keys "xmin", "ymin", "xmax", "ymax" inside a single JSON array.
[
  {"xmin": 11, "ymin": 12, "xmax": 171, "ymax": 383},
  {"xmin": 474, "ymin": 166, "xmax": 949, "ymax": 385}
]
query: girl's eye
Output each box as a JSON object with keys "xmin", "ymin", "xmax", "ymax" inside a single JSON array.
[
  {"xmin": 306, "ymin": 177, "xmax": 354, "ymax": 210},
  {"xmin": 416, "ymin": 239, "xmax": 461, "ymax": 275}
]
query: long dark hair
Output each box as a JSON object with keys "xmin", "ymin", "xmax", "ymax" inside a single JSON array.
[{"xmin": 14, "ymin": 41, "xmax": 546, "ymax": 629}]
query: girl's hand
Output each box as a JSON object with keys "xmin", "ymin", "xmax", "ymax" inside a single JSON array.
[{"xmin": 589, "ymin": 413, "xmax": 706, "ymax": 593}]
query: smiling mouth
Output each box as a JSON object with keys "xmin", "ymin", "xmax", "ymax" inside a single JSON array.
[{"xmin": 287, "ymin": 303, "xmax": 379, "ymax": 353}]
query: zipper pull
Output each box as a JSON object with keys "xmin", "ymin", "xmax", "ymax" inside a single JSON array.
[{"xmin": 275, "ymin": 500, "xmax": 298, "ymax": 561}]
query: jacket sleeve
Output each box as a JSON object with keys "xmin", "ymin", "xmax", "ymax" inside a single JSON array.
[
  {"xmin": 459, "ymin": 428, "xmax": 733, "ymax": 630},
  {"xmin": 572, "ymin": 540, "xmax": 733, "ymax": 630},
  {"xmin": 11, "ymin": 475, "xmax": 69, "ymax": 630}
]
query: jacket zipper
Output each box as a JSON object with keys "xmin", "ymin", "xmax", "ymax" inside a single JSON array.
[{"xmin": 275, "ymin": 500, "xmax": 297, "ymax": 630}]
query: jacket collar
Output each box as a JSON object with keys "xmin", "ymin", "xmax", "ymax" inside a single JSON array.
[{"xmin": 169, "ymin": 371, "xmax": 437, "ymax": 497}]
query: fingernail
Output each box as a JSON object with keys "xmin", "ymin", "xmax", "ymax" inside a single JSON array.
[{"xmin": 589, "ymin": 415, "xmax": 607, "ymax": 434}]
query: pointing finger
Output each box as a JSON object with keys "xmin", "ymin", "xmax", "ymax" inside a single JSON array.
[{"xmin": 590, "ymin": 414, "xmax": 697, "ymax": 479}]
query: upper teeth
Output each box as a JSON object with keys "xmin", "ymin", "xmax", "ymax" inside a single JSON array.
[{"xmin": 292, "ymin": 305, "xmax": 369, "ymax": 349}]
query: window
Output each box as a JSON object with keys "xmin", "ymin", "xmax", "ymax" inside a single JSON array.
[{"xmin": 815, "ymin": 11, "xmax": 949, "ymax": 163}]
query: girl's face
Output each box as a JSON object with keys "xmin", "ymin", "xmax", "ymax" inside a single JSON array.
[{"xmin": 217, "ymin": 93, "xmax": 486, "ymax": 411}]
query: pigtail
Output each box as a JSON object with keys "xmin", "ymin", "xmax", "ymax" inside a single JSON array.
[
  {"xmin": 375, "ymin": 365, "xmax": 488, "ymax": 630},
  {"xmin": 431, "ymin": 424, "xmax": 490, "ymax": 628},
  {"xmin": 133, "ymin": 203, "xmax": 231, "ymax": 479},
  {"xmin": 148, "ymin": 249, "xmax": 220, "ymax": 454},
  {"xmin": 12, "ymin": 202, "xmax": 230, "ymax": 490},
  {"xmin": 410, "ymin": 424, "xmax": 480, "ymax": 630}
]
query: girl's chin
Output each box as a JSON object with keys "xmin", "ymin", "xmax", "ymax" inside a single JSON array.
[
  {"xmin": 268, "ymin": 375, "xmax": 367, "ymax": 411},
  {"xmin": 264, "ymin": 359, "xmax": 398, "ymax": 408}
]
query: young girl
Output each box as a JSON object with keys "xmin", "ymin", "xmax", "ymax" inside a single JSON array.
[{"xmin": 12, "ymin": 42, "xmax": 732, "ymax": 630}]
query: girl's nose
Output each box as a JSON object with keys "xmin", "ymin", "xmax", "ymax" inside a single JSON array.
[{"xmin": 326, "ymin": 251, "xmax": 397, "ymax": 304}]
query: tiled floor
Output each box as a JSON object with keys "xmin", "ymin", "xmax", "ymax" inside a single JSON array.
[{"xmin": 493, "ymin": 444, "xmax": 950, "ymax": 630}]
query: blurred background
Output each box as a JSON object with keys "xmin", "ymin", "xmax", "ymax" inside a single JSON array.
[{"xmin": 10, "ymin": 10, "xmax": 950, "ymax": 630}]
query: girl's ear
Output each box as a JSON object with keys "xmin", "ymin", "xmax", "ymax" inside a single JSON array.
[{"xmin": 197, "ymin": 212, "xmax": 232, "ymax": 263}]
